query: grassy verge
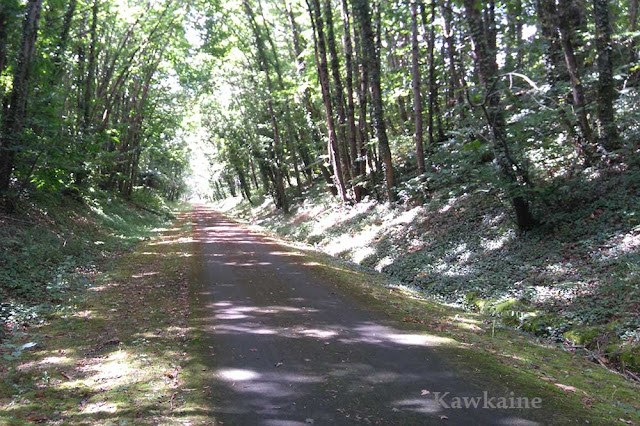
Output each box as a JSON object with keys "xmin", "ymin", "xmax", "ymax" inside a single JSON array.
[
  {"xmin": 0, "ymin": 189, "xmax": 175, "ymax": 337},
  {"xmin": 0, "ymin": 205, "xmax": 213, "ymax": 425}
]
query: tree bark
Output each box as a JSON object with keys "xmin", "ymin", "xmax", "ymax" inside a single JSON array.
[
  {"xmin": 0, "ymin": 0, "xmax": 44, "ymax": 208},
  {"xmin": 352, "ymin": 0, "xmax": 395, "ymax": 202},
  {"xmin": 324, "ymin": 0, "xmax": 353, "ymax": 187},
  {"xmin": 341, "ymin": 0, "xmax": 362, "ymax": 200},
  {"xmin": 411, "ymin": 0, "xmax": 425, "ymax": 175},
  {"xmin": 244, "ymin": 0, "xmax": 289, "ymax": 212},
  {"xmin": 0, "ymin": 4, "xmax": 8, "ymax": 75},
  {"xmin": 593, "ymin": 0, "xmax": 619, "ymax": 152},
  {"xmin": 557, "ymin": 0, "xmax": 595, "ymax": 152},
  {"xmin": 308, "ymin": 0, "xmax": 349, "ymax": 202},
  {"xmin": 440, "ymin": 0, "xmax": 464, "ymax": 118},
  {"xmin": 463, "ymin": 0, "xmax": 537, "ymax": 231}
]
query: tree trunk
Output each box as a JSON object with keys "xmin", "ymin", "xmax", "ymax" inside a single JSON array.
[
  {"xmin": 421, "ymin": 0, "xmax": 437, "ymax": 147},
  {"xmin": 244, "ymin": 0, "xmax": 289, "ymax": 212},
  {"xmin": 536, "ymin": 0, "xmax": 568, "ymax": 85},
  {"xmin": 463, "ymin": 0, "xmax": 537, "ymax": 231},
  {"xmin": 593, "ymin": 0, "xmax": 619, "ymax": 152},
  {"xmin": 324, "ymin": 0, "xmax": 353, "ymax": 187},
  {"xmin": 308, "ymin": 0, "xmax": 349, "ymax": 202},
  {"xmin": 440, "ymin": 0, "xmax": 464, "ymax": 118},
  {"xmin": 353, "ymin": 0, "xmax": 395, "ymax": 202},
  {"xmin": 54, "ymin": 0, "xmax": 77, "ymax": 66},
  {"xmin": 341, "ymin": 0, "xmax": 362, "ymax": 200},
  {"xmin": 411, "ymin": 0, "xmax": 425, "ymax": 175},
  {"xmin": 0, "ymin": 4, "xmax": 8, "ymax": 75},
  {"xmin": 0, "ymin": 0, "xmax": 44, "ymax": 208},
  {"xmin": 353, "ymin": 15, "xmax": 371, "ymax": 186},
  {"xmin": 557, "ymin": 0, "xmax": 595, "ymax": 153}
]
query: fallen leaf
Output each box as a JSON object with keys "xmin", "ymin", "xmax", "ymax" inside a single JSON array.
[
  {"xmin": 421, "ymin": 389, "xmax": 430, "ymax": 395},
  {"xmin": 440, "ymin": 415, "xmax": 449, "ymax": 420}
]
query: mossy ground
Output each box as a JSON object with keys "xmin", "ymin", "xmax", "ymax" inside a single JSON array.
[{"xmin": 0, "ymin": 206, "xmax": 213, "ymax": 425}]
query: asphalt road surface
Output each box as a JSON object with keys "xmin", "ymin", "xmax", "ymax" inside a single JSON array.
[{"xmin": 190, "ymin": 205, "xmax": 555, "ymax": 425}]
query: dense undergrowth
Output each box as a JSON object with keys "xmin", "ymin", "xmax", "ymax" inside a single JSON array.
[
  {"xmin": 215, "ymin": 151, "xmax": 640, "ymax": 376},
  {"xmin": 0, "ymin": 188, "xmax": 175, "ymax": 344}
]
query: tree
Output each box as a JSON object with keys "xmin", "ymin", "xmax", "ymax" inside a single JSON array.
[
  {"xmin": 410, "ymin": 0, "xmax": 425, "ymax": 175},
  {"xmin": 308, "ymin": 0, "xmax": 349, "ymax": 202},
  {"xmin": 593, "ymin": 0, "xmax": 618, "ymax": 152},
  {"xmin": 463, "ymin": 0, "xmax": 537, "ymax": 230},
  {"xmin": 0, "ymin": 0, "xmax": 44, "ymax": 209},
  {"xmin": 352, "ymin": 0, "xmax": 396, "ymax": 202}
]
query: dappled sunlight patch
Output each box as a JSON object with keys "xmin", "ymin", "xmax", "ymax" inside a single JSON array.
[
  {"xmin": 132, "ymin": 271, "xmax": 159, "ymax": 278},
  {"xmin": 149, "ymin": 236, "xmax": 196, "ymax": 245},
  {"xmin": 599, "ymin": 227, "xmax": 640, "ymax": 260},
  {"xmin": 268, "ymin": 250, "xmax": 305, "ymax": 257},
  {"xmin": 217, "ymin": 368, "xmax": 261, "ymax": 381},
  {"xmin": 81, "ymin": 401, "xmax": 119, "ymax": 415},
  {"xmin": 481, "ymin": 232, "xmax": 513, "ymax": 251},
  {"xmin": 438, "ymin": 193, "xmax": 469, "ymax": 214}
]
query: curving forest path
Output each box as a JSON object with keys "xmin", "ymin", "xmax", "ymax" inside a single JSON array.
[{"xmin": 189, "ymin": 204, "xmax": 570, "ymax": 425}]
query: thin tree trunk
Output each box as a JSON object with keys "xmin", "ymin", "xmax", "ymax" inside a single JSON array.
[
  {"xmin": 341, "ymin": 0, "xmax": 362, "ymax": 200},
  {"xmin": 353, "ymin": 0, "xmax": 395, "ymax": 202},
  {"xmin": 244, "ymin": 0, "xmax": 289, "ymax": 212},
  {"xmin": 54, "ymin": 0, "xmax": 77, "ymax": 66},
  {"xmin": 557, "ymin": 0, "xmax": 595, "ymax": 153},
  {"xmin": 463, "ymin": 0, "xmax": 537, "ymax": 230},
  {"xmin": 411, "ymin": 1, "xmax": 425, "ymax": 175},
  {"xmin": 421, "ymin": 0, "xmax": 436, "ymax": 148},
  {"xmin": 353, "ymin": 16, "xmax": 371, "ymax": 185},
  {"xmin": 0, "ymin": 0, "xmax": 44, "ymax": 208},
  {"xmin": 0, "ymin": 4, "xmax": 8, "ymax": 75},
  {"xmin": 536, "ymin": 0, "xmax": 568, "ymax": 85},
  {"xmin": 324, "ymin": 0, "xmax": 353, "ymax": 187},
  {"xmin": 308, "ymin": 0, "xmax": 349, "ymax": 202},
  {"xmin": 593, "ymin": 0, "xmax": 619, "ymax": 152},
  {"xmin": 440, "ymin": 0, "xmax": 464, "ymax": 118}
]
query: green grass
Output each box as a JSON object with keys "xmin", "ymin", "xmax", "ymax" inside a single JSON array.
[
  {"xmin": 0, "ymin": 188, "xmax": 175, "ymax": 335},
  {"xmin": 0, "ymin": 206, "xmax": 213, "ymax": 425}
]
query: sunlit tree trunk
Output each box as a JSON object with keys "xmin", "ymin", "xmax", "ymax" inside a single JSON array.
[
  {"xmin": 440, "ymin": 0, "xmax": 464, "ymax": 119},
  {"xmin": 341, "ymin": 0, "xmax": 363, "ymax": 200},
  {"xmin": 557, "ymin": 0, "xmax": 595, "ymax": 157}
]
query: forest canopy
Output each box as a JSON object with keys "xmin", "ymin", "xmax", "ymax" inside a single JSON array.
[{"xmin": 0, "ymin": 0, "xmax": 638, "ymax": 229}]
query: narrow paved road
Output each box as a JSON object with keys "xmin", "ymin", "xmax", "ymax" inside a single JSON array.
[{"xmin": 190, "ymin": 205, "xmax": 549, "ymax": 425}]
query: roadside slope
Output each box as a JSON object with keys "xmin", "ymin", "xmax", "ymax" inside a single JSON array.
[{"xmin": 0, "ymin": 208, "xmax": 213, "ymax": 425}]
